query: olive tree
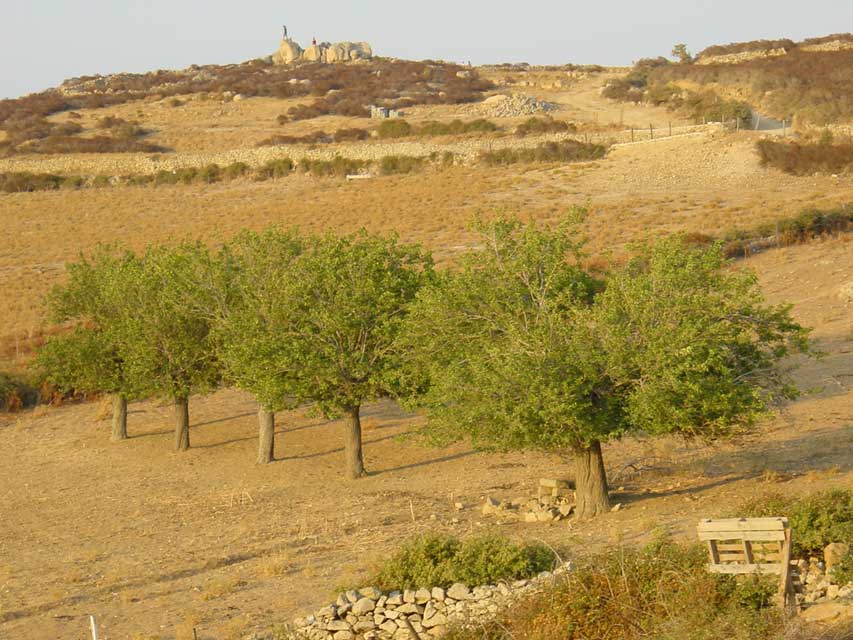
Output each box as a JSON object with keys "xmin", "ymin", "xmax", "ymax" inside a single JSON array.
[
  {"xmin": 214, "ymin": 228, "xmax": 304, "ymax": 464},
  {"xmin": 36, "ymin": 246, "xmax": 142, "ymax": 440},
  {"xmin": 283, "ymin": 231, "xmax": 433, "ymax": 479},
  {"xmin": 400, "ymin": 217, "xmax": 809, "ymax": 518},
  {"xmin": 120, "ymin": 242, "xmax": 222, "ymax": 451}
]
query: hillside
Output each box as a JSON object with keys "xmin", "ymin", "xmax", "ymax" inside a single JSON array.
[{"xmin": 1, "ymin": 34, "xmax": 852, "ymax": 640}]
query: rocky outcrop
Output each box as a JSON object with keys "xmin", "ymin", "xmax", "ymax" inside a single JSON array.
[
  {"xmin": 273, "ymin": 38, "xmax": 304, "ymax": 65},
  {"xmin": 272, "ymin": 39, "xmax": 373, "ymax": 66},
  {"xmin": 695, "ymin": 47, "xmax": 788, "ymax": 66}
]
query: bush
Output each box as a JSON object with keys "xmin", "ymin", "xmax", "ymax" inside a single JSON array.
[
  {"xmin": 372, "ymin": 533, "xmax": 554, "ymax": 591},
  {"xmin": 0, "ymin": 371, "xmax": 41, "ymax": 411},
  {"xmin": 379, "ymin": 155, "xmax": 425, "ymax": 175},
  {"xmin": 333, "ymin": 127, "xmax": 369, "ymax": 142},
  {"xmin": 298, "ymin": 156, "xmax": 368, "ymax": 177},
  {"xmin": 480, "ymin": 140, "xmax": 607, "ymax": 166},
  {"xmin": 515, "ymin": 117, "xmax": 576, "ymax": 137},
  {"xmin": 739, "ymin": 490, "xmax": 853, "ymax": 556},
  {"xmin": 255, "ymin": 158, "xmax": 295, "ymax": 180},
  {"xmin": 0, "ymin": 172, "xmax": 64, "ymax": 193},
  {"xmin": 444, "ymin": 538, "xmax": 784, "ymax": 640},
  {"xmin": 222, "ymin": 161, "xmax": 250, "ymax": 180},
  {"xmin": 831, "ymin": 548, "xmax": 853, "ymax": 585},
  {"xmin": 197, "ymin": 164, "xmax": 222, "ymax": 184},
  {"xmin": 756, "ymin": 139, "xmax": 853, "ymax": 175},
  {"xmin": 376, "ymin": 119, "xmax": 413, "ymax": 139}
]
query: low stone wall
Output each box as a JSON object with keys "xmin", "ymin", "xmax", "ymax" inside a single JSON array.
[
  {"xmin": 292, "ymin": 561, "xmax": 573, "ymax": 640},
  {"xmin": 0, "ymin": 125, "xmax": 716, "ymax": 178}
]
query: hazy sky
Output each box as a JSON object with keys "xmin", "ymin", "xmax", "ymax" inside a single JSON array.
[{"xmin": 3, "ymin": 1, "xmax": 851, "ymax": 99}]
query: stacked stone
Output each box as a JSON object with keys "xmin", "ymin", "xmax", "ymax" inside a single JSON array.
[
  {"xmin": 293, "ymin": 562, "xmax": 573, "ymax": 639},
  {"xmin": 476, "ymin": 94, "xmax": 558, "ymax": 118},
  {"xmin": 796, "ymin": 542, "xmax": 853, "ymax": 605},
  {"xmin": 481, "ymin": 495, "xmax": 575, "ymax": 523}
]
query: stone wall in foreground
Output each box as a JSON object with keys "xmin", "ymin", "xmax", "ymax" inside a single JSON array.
[{"xmin": 292, "ymin": 561, "xmax": 573, "ymax": 640}]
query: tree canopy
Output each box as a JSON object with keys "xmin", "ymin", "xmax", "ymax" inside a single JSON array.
[
  {"xmin": 281, "ymin": 231, "xmax": 433, "ymax": 478},
  {"xmin": 400, "ymin": 216, "xmax": 810, "ymax": 517}
]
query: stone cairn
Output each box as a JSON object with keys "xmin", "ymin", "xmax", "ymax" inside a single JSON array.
[
  {"xmin": 796, "ymin": 542, "xmax": 853, "ymax": 606},
  {"xmin": 292, "ymin": 561, "xmax": 573, "ymax": 640}
]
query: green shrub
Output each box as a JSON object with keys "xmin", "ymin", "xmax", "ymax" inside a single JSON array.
[
  {"xmin": 372, "ymin": 533, "xmax": 554, "ymax": 590},
  {"xmin": 255, "ymin": 158, "xmax": 294, "ymax": 180},
  {"xmin": 480, "ymin": 140, "xmax": 607, "ymax": 166},
  {"xmin": 443, "ymin": 538, "xmax": 784, "ymax": 640},
  {"xmin": 379, "ymin": 155, "xmax": 425, "ymax": 175},
  {"xmin": 0, "ymin": 172, "xmax": 64, "ymax": 193},
  {"xmin": 376, "ymin": 119, "xmax": 413, "ymax": 139},
  {"xmin": 197, "ymin": 163, "xmax": 222, "ymax": 184},
  {"xmin": 739, "ymin": 490, "xmax": 853, "ymax": 556},
  {"xmin": 91, "ymin": 175, "xmax": 112, "ymax": 188},
  {"xmin": 417, "ymin": 119, "xmax": 499, "ymax": 136},
  {"xmin": 298, "ymin": 156, "xmax": 368, "ymax": 177},
  {"xmin": 515, "ymin": 117, "xmax": 576, "ymax": 137},
  {"xmin": 222, "ymin": 162, "xmax": 250, "ymax": 180},
  {"xmin": 832, "ymin": 548, "xmax": 853, "ymax": 585}
]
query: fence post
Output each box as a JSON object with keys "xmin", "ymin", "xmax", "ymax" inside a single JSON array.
[
  {"xmin": 631, "ymin": 127, "xmax": 634, "ymax": 142},
  {"xmin": 649, "ymin": 123, "xmax": 654, "ymax": 140},
  {"xmin": 90, "ymin": 616, "xmax": 99, "ymax": 640},
  {"xmin": 669, "ymin": 122, "xmax": 672, "ymax": 137}
]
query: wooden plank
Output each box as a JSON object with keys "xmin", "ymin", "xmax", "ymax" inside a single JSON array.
[
  {"xmin": 707, "ymin": 540, "xmax": 720, "ymax": 565},
  {"xmin": 778, "ymin": 527, "xmax": 793, "ymax": 609},
  {"xmin": 698, "ymin": 530, "xmax": 786, "ymax": 542},
  {"xmin": 742, "ymin": 540, "xmax": 755, "ymax": 564},
  {"xmin": 698, "ymin": 518, "xmax": 786, "ymax": 532},
  {"xmin": 708, "ymin": 563, "xmax": 784, "ymax": 575}
]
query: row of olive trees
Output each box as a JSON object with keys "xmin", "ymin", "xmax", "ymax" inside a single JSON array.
[{"xmin": 37, "ymin": 216, "xmax": 810, "ymax": 517}]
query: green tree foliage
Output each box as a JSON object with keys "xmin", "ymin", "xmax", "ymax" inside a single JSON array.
[
  {"xmin": 671, "ymin": 43, "xmax": 693, "ymax": 64},
  {"xmin": 36, "ymin": 246, "xmax": 142, "ymax": 440},
  {"xmin": 400, "ymin": 215, "xmax": 809, "ymax": 518},
  {"xmin": 119, "ymin": 242, "xmax": 222, "ymax": 451},
  {"xmin": 214, "ymin": 228, "xmax": 304, "ymax": 463},
  {"xmin": 282, "ymin": 231, "xmax": 433, "ymax": 478}
]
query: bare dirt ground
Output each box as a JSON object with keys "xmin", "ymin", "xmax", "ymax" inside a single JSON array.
[{"xmin": 0, "ymin": 238, "xmax": 851, "ymax": 640}]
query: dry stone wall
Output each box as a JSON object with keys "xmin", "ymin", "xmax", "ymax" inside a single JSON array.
[
  {"xmin": 292, "ymin": 561, "xmax": 573, "ymax": 640},
  {"xmin": 0, "ymin": 125, "xmax": 716, "ymax": 178}
]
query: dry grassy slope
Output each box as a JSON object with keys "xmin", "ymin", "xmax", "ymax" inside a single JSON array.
[
  {"xmin": 0, "ymin": 238, "xmax": 850, "ymax": 640},
  {"xmin": 1, "ymin": 124, "xmax": 851, "ymax": 367}
]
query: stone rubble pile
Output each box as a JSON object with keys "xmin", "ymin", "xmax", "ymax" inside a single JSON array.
[
  {"xmin": 481, "ymin": 478, "xmax": 577, "ymax": 523},
  {"xmin": 292, "ymin": 562, "xmax": 573, "ymax": 640},
  {"xmin": 474, "ymin": 94, "xmax": 558, "ymax": 118},
  {"xmin": 797, "ymin": 542, "xmax": 853, "ymax": 605}
]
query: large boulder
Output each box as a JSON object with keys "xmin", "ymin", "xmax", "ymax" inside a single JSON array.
[
  {"xmin": 272, "ymin": 38, "xmax": 303, "ymax": 65},
  {"xmin": 271, "ymin": 39, "xmax": 373, "ymax": 65},
  {"xmin": 303, "ymin": 44, "xmax": 326, "ymax": 62}
]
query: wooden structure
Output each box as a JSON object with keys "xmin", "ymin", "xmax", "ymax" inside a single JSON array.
[{"xmin": 697, "ymin": 517, "xmax": 795, "ymax": 608}]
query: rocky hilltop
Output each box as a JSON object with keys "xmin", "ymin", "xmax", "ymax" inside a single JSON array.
[{"xmin": 273, "ymin": 38, "xmax": 373, "ymax": 65}]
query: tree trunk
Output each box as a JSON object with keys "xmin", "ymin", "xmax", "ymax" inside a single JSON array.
[
  {"xmin": 110, "ymin": 394, "xmax": 128, "ymax": 441},
  {"xmin": 257, "ymin": 407, "xmax": 275, "ymax": 464},
  {"xmin": 344, "ymin": 405, "xmax": 366, "ymax": 479},
  {"xmin": 174, "ymin": 397, "xmax": 190, "ymax": 452},
  {"xmin": 573, "ymin": 440, "xmax": 610, "ymax": 519}
]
